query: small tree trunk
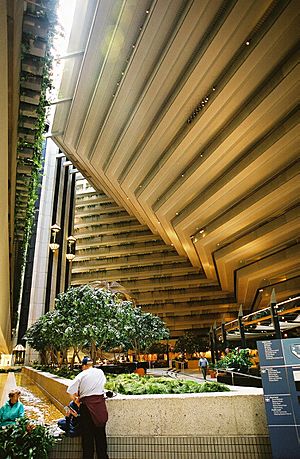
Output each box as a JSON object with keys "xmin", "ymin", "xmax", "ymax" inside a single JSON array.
[
  {"xmin": 71, "ymin": 347, "xmax": 79, "ymax": 369},
  {"xmin": 91, "ymin": 341, "xmax": 97, "ymax": 363},
  {"xmin": 40, "ymin": 350, "xmax": 47, "ymax": 365},
  {"xmin": 62, "ymin": 349, "xmax": 68, "ymax": 366},
  {"xmin": 75, "ymin": 348, "xmax": 81, "ymax": 363}
]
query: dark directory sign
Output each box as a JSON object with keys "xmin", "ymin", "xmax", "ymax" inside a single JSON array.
[{"xmin": 257, "ymin": 338, "xmax": 300, "ymax": 459}]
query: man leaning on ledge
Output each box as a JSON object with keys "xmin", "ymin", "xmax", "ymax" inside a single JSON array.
[{"xmin": 67, "ymin": 356, "xmax": 109, "ymax": 459}]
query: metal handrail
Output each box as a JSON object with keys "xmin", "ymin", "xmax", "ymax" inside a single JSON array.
[{"xmin": 216, "ymin": 367, "xmax": 261, "ymax": 386}]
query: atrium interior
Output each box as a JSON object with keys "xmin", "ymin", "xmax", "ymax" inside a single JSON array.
[{"xmin": 1, "ymin": 0, "xmax": 299, "ymax": 355}]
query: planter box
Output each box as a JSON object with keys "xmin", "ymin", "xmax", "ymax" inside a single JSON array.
[
  {"xmin": 23, "ymin": 15, "xmax": 49, "ymax": 39},
  {"xmin": 19, "ymin": 368, "xmax": 274, "ymax": 457},
  {"xmin": 217, "ymin": 371, "xmax": 262, "ymax": 388},
  {"xmin": 187, "ymin": 360, "xmax": 199, "ymax": 369},
  {"xmin": 22, "ymin": 367, "xmax": 267, "ymax": 436},
  {"xmin": 21, "ymin": 75, "xmax": 42, "ymax": 92},
  {"xmin": 28, "ymin": 38, "xmax": 47, "ymax": 58}
]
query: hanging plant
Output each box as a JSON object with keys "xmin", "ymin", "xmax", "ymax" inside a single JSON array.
[{"xmin": 12, "ymin": 0, "xmax": 59, "ymax": 326}]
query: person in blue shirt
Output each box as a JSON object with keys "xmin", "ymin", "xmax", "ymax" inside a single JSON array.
[
  {"xmin": 0, "ymin": 389, "xmax": 25, "ymax": 427},
  {"xmin": 198, "ymin": 354, "xmax": 209, "ymax": 380},
  {"xmin": 57, "ymin": 398, "xmax": 81, "ymax": 437}
]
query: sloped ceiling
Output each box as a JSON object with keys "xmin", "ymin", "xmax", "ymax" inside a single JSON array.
[{"xmin": 51, "ymin": 0, "xmax": 300, "ymax": 327}]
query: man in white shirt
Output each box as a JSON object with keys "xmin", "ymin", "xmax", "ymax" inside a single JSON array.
[{"xmin": 67, "ymin": 356, "xmax": 109, "ymax": 459}]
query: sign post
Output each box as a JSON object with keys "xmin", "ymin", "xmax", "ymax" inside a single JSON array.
[{"xmin": 257, "ymin": 338, "xmax": 300, "ymax": 459}]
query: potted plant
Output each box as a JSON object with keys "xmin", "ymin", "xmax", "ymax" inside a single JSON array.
[
  {"xmin": 215, "ymin": 348, "xmax": 260, "ymax": 387},
  {"xmin": 216, "ymin": 347, "xmax": 253, "ymax": 373},
  {"xmin": 208, "ymin": 363, "xmax": 217, "ymax": 378}
]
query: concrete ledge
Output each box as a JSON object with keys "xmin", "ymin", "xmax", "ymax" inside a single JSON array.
[{"xmin": 22, "ymin": 367, "xmax": 268, "ymax": 437}]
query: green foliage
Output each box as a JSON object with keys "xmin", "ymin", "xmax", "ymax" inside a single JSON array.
[
  {"xmin": 13, "ymin": 0, "xmax": 59, "ymax": 327},
  {"xmin": 174, "ymin": 331, "xmax": 209, "ymax": 355},
  {"xmin": 25, "ymin": 285, "xmax": 169, "ymax": 365},
  {"xmin": 147, "ymin": 342, "xmax": 168, "ymax": 355},
  {"xmin": 25, "ymin": 310, "xmax": 65, "ymax": 365},
  {"xmin": 104, "ymin": 373, "xmax": 230, "ymax": 395},
  {"xmin": 216, "ymin": 347, "xmax": 253, "ymax": 371},
  {"xmin": 121, "ymin": 306, "xmax": 169, "ymax": 358},
  {"xmin": 0, "ymin": 417, "xmax": 57, "ymax": 458}
]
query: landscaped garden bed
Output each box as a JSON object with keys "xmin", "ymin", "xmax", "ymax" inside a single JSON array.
[
  {"xmin": 105, "ymin": 373, "xmax": 230, "ymax": 395},
  {"xmin": 30, "ymin": 366, "xmax": 230, "ymax": 395}
]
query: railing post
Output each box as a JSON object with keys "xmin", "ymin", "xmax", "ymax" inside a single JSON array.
[
  {"xmin": 213, "ymin": 321, "xmax": 218, "ymax": 361},
  {"xmin": 221, "ymin": 321, "xmax": 228, "ymax": 349},
  {"xmin": 209, "ymin": 327, "xmax": 215, "ymax": 365},
  {"xmin": 238, "ymin": 305, "xmax": 247, "ymax": 349},
  {"xmin": 270, "ymin": 288, "xmax": 281, "ymax": 339}
]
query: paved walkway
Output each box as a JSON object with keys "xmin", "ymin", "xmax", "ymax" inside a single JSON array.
[{"xmin": 148, "ymin": 367, "xmax": 214, "ymax": 381}]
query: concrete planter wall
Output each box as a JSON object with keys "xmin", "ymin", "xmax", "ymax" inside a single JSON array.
[
  {"xmin": 23, "ymin": 367, "xmax": 268, "ymax": 436},
  {"xmin": 23, "ymin": 367, "xmax": 271, "ymax": 458}
]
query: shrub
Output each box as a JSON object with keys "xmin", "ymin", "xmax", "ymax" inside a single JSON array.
[
  {"xmin": 0, "ymin": 417, "xmax": 57, "ymax": 458},
  {"xmin": 216, "ymin": 348, "xmax": 253, "ymax": 372},
  {"xmin": 104, "ymin": 373, "xmax": 229, "ymax": 395}
]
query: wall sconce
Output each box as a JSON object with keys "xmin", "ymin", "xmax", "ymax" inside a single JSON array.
[
  {"xmin": 49, "ymin": 223, "xmax": 61, "ymax": 252},
  {"xmin": 66, "ymin": 235, "xmax": 76, "ymax": 262}
]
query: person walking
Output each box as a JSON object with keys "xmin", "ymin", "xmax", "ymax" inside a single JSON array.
[
  {"xmin": 198, "ymin": 354, "xmax": 209, "ymax": 380},
  {"xmin": 67, "ymin": 356, "xmax": 109, "ymax": 459}
]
